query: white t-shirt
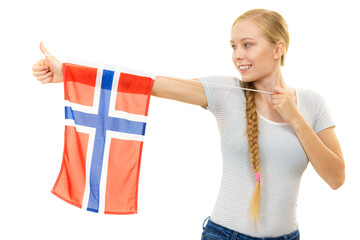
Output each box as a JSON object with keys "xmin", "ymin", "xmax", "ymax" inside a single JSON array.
[{"xmin": 198, "ymin": 75, "xmax": 336, "ymax": 237}]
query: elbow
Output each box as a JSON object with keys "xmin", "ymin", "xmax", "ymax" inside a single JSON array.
[
  {"xmin": 331, "ymin": 183, "xmax": 342, "ymax": 190},
  {"xmin": 331, "ymin": 173, "xmax": 345, "ymax": 190},
  {"xmin": 331, "ymin": 159, "xmax": 346, "ymax": 190}
]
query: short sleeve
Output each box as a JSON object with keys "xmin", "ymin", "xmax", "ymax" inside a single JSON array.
[
  {"xmin": 311, "ymin": 89, "xmax": 336, "ymax": 133},
  {"xmin": 197, "ymin": 76, "xmax": 236, "ymax": 114}
]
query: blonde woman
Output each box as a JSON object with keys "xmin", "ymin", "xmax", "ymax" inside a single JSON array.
[{"xmin": 32, "ymin": 8, "xmax": 345, "ymax": 240}]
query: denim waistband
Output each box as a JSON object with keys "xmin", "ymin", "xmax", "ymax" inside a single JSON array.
[{"xmin": 202, "ymin": 216, "xmax": 300, "ymax": 240}]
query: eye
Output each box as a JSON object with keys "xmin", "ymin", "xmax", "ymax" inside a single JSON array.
[{"xmin": 231, "ymin": 43, "xmax": 251, "ymax": 50}]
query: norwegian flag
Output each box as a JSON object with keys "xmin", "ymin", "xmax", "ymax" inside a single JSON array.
[{"xmin": 51, "ymin": 62, "xmax": 156, "ymax": 214}]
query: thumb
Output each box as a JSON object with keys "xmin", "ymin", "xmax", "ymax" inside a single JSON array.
[
  {"xmin": 40, "ymin": 41, "xmax": 53, "ymax": 58},
  {"xmin": 273, "ymin": 86, "xmax": 284, "ymax": 94}
]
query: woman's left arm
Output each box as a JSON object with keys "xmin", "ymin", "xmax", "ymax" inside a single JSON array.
[
  {"xmin": 292, "ymin": 120, "xmax": 345, "ymax": 190},
  {"xmin": 272, "ymin": 86, "xmax": 345, "ymax": 190}
]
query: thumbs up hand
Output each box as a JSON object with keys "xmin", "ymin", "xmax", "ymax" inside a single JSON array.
[{"xmin": 32, "ymin": 41, "xmax": 63, "ymax": 84}]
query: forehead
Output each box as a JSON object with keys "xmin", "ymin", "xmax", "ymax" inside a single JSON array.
[{"xmin": 230, "ymin": 21, "xmax": 264, "ymax": 41}]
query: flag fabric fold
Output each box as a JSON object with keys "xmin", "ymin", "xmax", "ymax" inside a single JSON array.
[{"xmin": 51, "ymin": 62, "xmax": 156, "ymax": 214}]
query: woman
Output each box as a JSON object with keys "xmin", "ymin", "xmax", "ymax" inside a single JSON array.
[{"xmin": 32, "ymin": 8, "xmax": 345, "ymax": 240}]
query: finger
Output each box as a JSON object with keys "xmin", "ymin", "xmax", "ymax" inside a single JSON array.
[
  {"xmin": 272, "ymin": 91, "xmax": 281, "ymax": 96},
  {"xmin": 273, "ymin": 86, "xmax": 286, "ymax": 93},
  {"xmin": 33, "ymin": 70, "xmax": 49, "ymax": 77},
  {"xmin": 41, "ymin": 76, "xmax": 53, "ymax": 84},
  {"xmin": 32, "ymin": 59, "xmax": 47, "ymax": 70},
  {"xmin": 36, "ymin": 71, "xmax": 53, "ymax": 81},
  {"xmin": 273, "ymin": 88, "xmax": 280, "ymax": 93},
  {"xmin": 32, "ymin": 65, "xmax": 48, "ymax": 72},
  {"xmin": 32, "ymin": 62, "xmax": 49, "ymax": 71},
  {"xmin": 40, "ymin": 41, "xmax": 53, "ymax": 58},
  {"xmin": 272, "ymin": 98, "xmax": 280, "ymax": 104}
]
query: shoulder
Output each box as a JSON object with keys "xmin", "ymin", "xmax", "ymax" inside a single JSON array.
[
  {"xmin": 297, "ymin": 87, "xmax": 323, "ymax": 106},
  {"xmin": 198, "ymin": 75, "xmax": 242, "ymax": 96},
  {"xmin": 198, "ymin": 75, "xmax": 238, "ymax": 85},
  {"xmin": 301, "ymin": 87, "xmax": 324, "ymax": 98},
  {"xmin": 298, "ymin": 88, "xmax": 332, "ymax": 118},
  {"xmin": 198, "ymin": 75, "xmax": 242, "ymax": 112}
]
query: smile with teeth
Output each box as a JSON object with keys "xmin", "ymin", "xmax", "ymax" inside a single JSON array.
[{"xmin": 239, "ymin": 65, "xmax": 252, "ymax": 70}]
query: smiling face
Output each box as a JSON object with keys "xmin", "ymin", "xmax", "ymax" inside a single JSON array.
[{"xmin": 230, "ymin": 20, "xmax": 281, "ymax": 83}]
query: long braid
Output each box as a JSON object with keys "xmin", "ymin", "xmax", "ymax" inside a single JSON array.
[
  {"xmin": 232, "ymin": 7, "xmax": 290, "ymax": 226},
  {"xmin": 243, "ymin": 81, "xmax": 261, "ymax": 225}
]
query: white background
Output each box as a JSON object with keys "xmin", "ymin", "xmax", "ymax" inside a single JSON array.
[{"xmin": 1, "ymin": 0, "xmax": 359, "ymax": 239}]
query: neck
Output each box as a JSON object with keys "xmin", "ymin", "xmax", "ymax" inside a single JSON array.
[{"xmin": 253, "ymin": 69, "xmax": 288, "ymax": 104}]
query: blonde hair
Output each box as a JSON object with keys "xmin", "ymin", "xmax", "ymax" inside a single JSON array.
[{"xmin": 231, "ymin": 9, "xmax": 290, "ymax": 225}]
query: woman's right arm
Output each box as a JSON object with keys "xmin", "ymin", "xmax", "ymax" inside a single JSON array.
[
  {"xmin": 151, "ymin": 76, "xmax": 207, "ymax": 107},
  {"xmin": 32, "ymin": 42, "xmax": 208, "ymax": 108}
]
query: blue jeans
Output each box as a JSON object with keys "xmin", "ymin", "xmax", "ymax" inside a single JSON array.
[{"xmin": 201, "ymin": 216, "xmax": 300, "ymax": 240}]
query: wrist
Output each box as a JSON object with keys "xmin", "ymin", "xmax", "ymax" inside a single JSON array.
[{"xmin": 290, "ymin": 112, "xmax": 307, "ymax": 131}]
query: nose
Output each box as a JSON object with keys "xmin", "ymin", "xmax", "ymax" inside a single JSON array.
[{"xmin": 232, "ymin": 47, "xmax": 245, "ymax": 61}]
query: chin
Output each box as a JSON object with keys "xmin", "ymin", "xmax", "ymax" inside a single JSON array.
[{"xmin": 239, "ymin": 77, "xmax": 255, "ymax": 83}]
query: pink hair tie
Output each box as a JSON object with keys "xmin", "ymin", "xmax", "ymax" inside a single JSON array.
[{"xmin": 255, "ymin": 172, "xmax": 261, "ymax": 182}]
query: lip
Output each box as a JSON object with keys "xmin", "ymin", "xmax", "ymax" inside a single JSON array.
[{"xmin": 239, "ymin": 65, "xmax": 252, "ymax": 74}]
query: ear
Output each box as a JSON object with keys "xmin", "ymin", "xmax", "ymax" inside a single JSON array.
[{"xmin": 273, "ymin": 40, "xmax": 285, "ymax": 60}]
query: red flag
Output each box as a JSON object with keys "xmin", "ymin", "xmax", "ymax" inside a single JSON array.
[{"xmin": 51, "ymin": 62, "xmax": 155, "ymax": 214}]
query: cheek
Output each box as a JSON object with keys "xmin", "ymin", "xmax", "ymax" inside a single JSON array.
[
  {"xmin": 253, "ymin": 48, "xmax": 267, "ymax": 62},
  {"xmin": 254, "ymin": 49, "xmax": 273, "ymax": 69}
]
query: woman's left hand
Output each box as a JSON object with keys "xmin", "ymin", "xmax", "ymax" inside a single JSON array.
[{"xmin": 271, "ymin": 86, "xmax": 301, "ymax": 128}]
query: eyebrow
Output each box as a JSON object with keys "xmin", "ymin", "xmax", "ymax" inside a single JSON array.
[{"xmin": 230, "ymin": 37, "xmax": 255, "ymax": 43}]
